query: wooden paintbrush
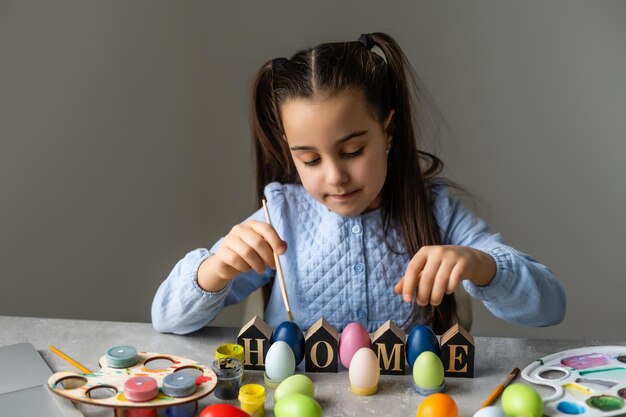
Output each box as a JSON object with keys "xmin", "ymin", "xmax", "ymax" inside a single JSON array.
[{"xmin": 262, "ymin": 198, "xmax": 294, "ymax": 321}]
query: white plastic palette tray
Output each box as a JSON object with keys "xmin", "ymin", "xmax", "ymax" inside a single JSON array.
[{"xmin": 522, "ymin": 346, "xmax": 626, "ymax": 416}]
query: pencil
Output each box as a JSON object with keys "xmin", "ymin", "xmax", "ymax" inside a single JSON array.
[
  {"xmin": 49, "ymin": 345, "xmax": 92, "ymax": 374},
  {"xmin": 480, "ymin": 367, "xmax": 520, "ymax": 408},
  {"xmin": 262, "ymin": 198, "xmax": 294, "ymax": 321}
]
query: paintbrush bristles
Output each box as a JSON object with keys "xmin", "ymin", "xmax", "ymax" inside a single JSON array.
[
  {"xmin": 504, "ymin": 367, "xmax": 520, "ymax": 384},
  {"xmin": 262, "ymin": 199, "xmax": 293, "ymax": 321}
]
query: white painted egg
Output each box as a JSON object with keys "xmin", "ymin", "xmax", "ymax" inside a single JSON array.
[
  {"xmin": 348, "ymin": 347, "xmax": 380, "ymax": 394},
  {"xmin": 265, "ymin": 341, "xmax": 296, "ymax": 381},
  {"xmin": 473, "ymin": 406, "xmax": 507, "ymax": 417}
]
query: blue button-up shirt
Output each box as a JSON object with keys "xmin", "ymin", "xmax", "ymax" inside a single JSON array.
[{"xmin": 152, "ymin": 181, "xmax": 566, "ymax": 334}]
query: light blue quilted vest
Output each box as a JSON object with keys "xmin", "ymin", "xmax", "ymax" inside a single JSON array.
[{"xmin": 262, "ymin": 182, "xmax": 415, "ymax": 332}]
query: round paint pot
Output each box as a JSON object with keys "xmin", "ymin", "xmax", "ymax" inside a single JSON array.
[
  {"xmin": 162, "ymin": 372, "xmax": 197, "ymax": 398},
  {"xmin": 124, "ymin": 376, "xmax": 159, "ymax": 402},
  {"xmin": 238, "ymin": 384, "xmax": 266, "ymax": 417},
  {"xmin": 215, "ymin": 343, "xmax": 245, "ymax": 365},
  {"xmin": 212, "ymin": 357, "xmax": 243, "ymax": 400},
  {"xmin": 106, "ymin": 345, "xmax": 139, "ymax": 368},
  {"xmin": 127, "ymin": 409, "xmax": 157, "ymax": 417},
  {"xmin": 166, "ymin": 402, "xmax": 197, "ymax": 417}
]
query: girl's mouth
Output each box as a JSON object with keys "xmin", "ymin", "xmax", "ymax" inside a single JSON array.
[{"xmin": 330, "ymin": 190, "xmax": 358, "ymax": 200}]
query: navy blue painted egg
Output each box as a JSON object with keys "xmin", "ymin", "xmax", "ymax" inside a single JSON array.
[
  {"xmin": 271, "ymin": 321, "xmax": 305, "ymax": 366},
  {"xmin": 406, "ymin": 324, "xmax": 440, "ymax": 368}
]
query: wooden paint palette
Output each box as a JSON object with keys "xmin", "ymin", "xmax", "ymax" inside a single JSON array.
[
  {"xmin": 522, "ymin": 346, "xmax": 626, "ymax": 416},
  {"xmin": 47, "ymin": 350, "xmax": 217, "ymax": 414}
]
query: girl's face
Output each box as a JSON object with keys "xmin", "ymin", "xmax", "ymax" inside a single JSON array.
[{"xmin": 281, "ymin": 89, "xmax": 393, "ymax": 217}]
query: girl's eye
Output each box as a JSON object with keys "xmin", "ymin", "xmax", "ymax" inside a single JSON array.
[
  {"xmin": 303, "ymin": 158, "xmax": 321, "ymax": 167},
  {"xmin": 343, "ymin": 148, "xmax": 364, "ymax": 158}
]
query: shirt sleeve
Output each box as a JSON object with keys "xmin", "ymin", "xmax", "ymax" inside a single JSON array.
[
  {"xmin": 431, "ymin": 180, "xmax": 567, "ymax": 327},
  {"xmin": 151, "ymin": 208, "xmax": 274, "ymax": 335}
]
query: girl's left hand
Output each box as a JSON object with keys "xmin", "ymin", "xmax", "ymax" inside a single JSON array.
[{"xmin": 394, "ymin": 245, "xmax": 496, "ymax": 306}]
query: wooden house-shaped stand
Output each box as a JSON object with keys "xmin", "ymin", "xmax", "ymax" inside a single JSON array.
[
  {"xmin": 440, "ymin": 322, "xmax": 475, "ymax": 378},
  {"xmin": 372, "ymin": 320, "xmax": 406, "ymax": 375},
  {"xmin": 237, "ymin": 315, "xmax": 273, "ymax": 371},
  {"xmin": 304, "ymin": 318, "xmax": 339, "ymax": 373}
]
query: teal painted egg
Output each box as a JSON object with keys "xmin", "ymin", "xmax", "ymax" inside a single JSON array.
[
  {"xmin": 274, "ymin": 393, "xmax": 323, "ymax": 417},
  {"xmin": 501, "ymin": 384, "xmax": 543, "ymax": 417},
  {"xmin": 274, "ymin": 374, "xmax": 314, "ymax": 403},
  {"xmin": 265, "ymin": 341, "xmax": 295, "ymax": 381}
]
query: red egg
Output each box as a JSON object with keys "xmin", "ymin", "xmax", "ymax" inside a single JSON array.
[
  {"xmin": 339, "ymin": 322, "xmax": 372, "ymax": 368},
  {"xmin": 199, "ymin": 404, "xmax": 250, "ymax": 417},
  {"xmin": 416, "ymin": 393, "xmax": 458, "ymax": 417}
]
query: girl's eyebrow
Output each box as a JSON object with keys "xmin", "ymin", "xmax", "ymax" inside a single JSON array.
[{"xmin": 289, "ymin": 130, "xmax": 368, "ymax": 151}]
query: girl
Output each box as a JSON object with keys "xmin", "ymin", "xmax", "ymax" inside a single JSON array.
[{"xmin": 152, "ymin": 32, "xmax": 565, "ymax": 335}]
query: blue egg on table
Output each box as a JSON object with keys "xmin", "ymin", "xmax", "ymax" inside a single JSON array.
[
  {"xmin": 271, "ymin": 321, "xmax": 305, "ymax": 366},
  {"xmin": 406, "ymin": 324, "xmax": 440, "ymax": 368}
]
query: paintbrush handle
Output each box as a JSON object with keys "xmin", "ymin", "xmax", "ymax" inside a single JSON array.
[
  {"xmin": 480, "ymin": 384, "xmax": 504, "ymax": 408},
  {"xmin": 262, "ymin": 199, "xmax": 293, "ymax": 321},
  {"xmin": 50, "ymin": 345, "xmax": 92, "ymax": 374}
]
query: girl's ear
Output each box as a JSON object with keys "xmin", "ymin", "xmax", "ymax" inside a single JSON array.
[{"xmin": 384, "ymin": 109, "xmax": 396, "ymax": 136}]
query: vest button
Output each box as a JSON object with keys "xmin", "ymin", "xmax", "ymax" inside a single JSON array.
[
  {"xmin": 351, "ymin": 225, "xmax": 362, "ymax": 234},
  {"xmin": 353, "ymin": 263, "xmax": 364, "ymax": 273}
]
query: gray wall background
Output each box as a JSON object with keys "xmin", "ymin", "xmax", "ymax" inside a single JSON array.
[{"xmin": 2, "ymin": 1, "xmax": 625, "ymax": 339}]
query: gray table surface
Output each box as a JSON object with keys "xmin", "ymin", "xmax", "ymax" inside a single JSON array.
[{"xmin": 1, "ymin": 315, "xmax": 625, "ymax": 417}]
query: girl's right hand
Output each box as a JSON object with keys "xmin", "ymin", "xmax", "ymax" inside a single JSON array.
[{"xmin": 197, "ymin": 221, "xmax": 287, "ymax": 292}]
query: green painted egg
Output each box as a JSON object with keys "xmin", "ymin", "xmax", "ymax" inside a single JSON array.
[
  {"xmin": 274, "ymin": 374, "xmax": 315, "ymax": 403},
  {"xmin": 501, "ymin": 383, "xmax": 543, "ymax": 417},
  {"xmin": 274, "ymin": 393, "xmax": 323, "ymax": 417},
  {"xmin": 412, "ymin": 351, "xmax": 444, "ymax": 389}
]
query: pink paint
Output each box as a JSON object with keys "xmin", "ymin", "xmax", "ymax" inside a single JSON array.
[
  {"xmin": 124, "ymin": 376, "xmax": 159, "ymax": 402},
  {"xmin": 561, "ymin": 353, "xmax": 611, "ymax": 370}
]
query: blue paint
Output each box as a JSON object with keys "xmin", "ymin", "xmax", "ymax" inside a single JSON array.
[
  {"xmin": 557, "ymin": 401, "xmax": 586, "ymax": 414},
  {"xmin": 271, "ymin": 321, "xmax": 305, "ymax": 365},
  {"xmin": 162, "ymin": 372, "xmax": 196, "ymax": 397}
]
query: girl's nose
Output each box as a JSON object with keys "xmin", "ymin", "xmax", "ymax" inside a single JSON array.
[{"xmin": 325, "ymin": 160, "xmax": 349, "ymax": 185}]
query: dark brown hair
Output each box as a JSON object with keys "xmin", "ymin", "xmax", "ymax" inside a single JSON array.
[{"xmin": 250, "ymin": 32, "xmax": 456, "ymax": 333}]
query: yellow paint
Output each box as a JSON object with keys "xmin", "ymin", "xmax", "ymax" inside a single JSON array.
[{"xmin": 563, "ymin": 383, "xmax": 594, "ymax": 396}]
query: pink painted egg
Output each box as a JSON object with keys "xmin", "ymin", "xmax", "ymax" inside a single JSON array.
[{"xmin": 339, "ymin": 322, "xmax": 372, "ymax": 368}]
